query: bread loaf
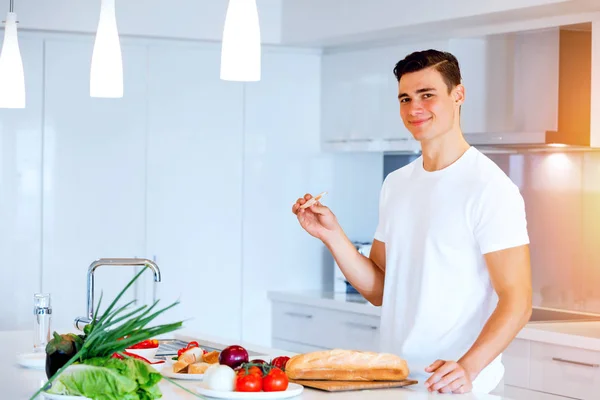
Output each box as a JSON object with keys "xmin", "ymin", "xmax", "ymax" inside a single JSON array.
[
  {"xmin": 188, "ymin": 362, "xmax": 213, "ymax": 374},
  {"xmin": 285, "ymin": 349, "xmax": 410, "ymax": 381}
]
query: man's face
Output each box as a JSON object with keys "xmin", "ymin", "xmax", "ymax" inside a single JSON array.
[{"xmin": 397, "ymin": 67, "xmax": 464, "ymax": 143}]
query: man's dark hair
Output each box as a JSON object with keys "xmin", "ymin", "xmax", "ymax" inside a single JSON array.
[{"xmin": 393, "ymin": 49, "xmax": 462, "ymax": 93}]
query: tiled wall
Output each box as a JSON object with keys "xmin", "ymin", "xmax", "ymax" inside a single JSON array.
[{"xmin": 488, "ymin": 151, "xmax": 600, "ymax": 314}]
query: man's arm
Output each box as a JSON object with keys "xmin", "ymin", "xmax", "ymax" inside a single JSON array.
[
  {"xmin": 425, "ymin": 244, "xmax": 532, "ymax": 393},
  {"xmin": 323, "ymin": 236, "xmax": 386, "ymax": 306}
]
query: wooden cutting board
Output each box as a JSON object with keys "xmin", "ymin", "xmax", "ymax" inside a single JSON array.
[{"xmin": 289, "ymin": 379, "xmax": 419, "ymax": 392}]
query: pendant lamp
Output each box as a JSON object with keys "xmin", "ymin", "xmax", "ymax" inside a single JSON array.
[
  {"xmin": 0, "ymin": 0, "xmax": 25, "ymax": 108},
  {"xmin": 90, "ymin": 0, "xmax": 123, "ymax": 98},
  {"xmin": 220, "ymin": 0, "xmax": 261, "ymax": 82}
]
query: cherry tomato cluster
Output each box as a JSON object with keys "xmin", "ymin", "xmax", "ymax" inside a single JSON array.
[{"xmin": 235, "ymin": 362, "xmax": 289, "ymax": 393}]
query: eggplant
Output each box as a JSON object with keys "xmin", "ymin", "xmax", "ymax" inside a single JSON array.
[{"xmin": 45, "ymin": 332, "xmax": 84, "ymax": 379}]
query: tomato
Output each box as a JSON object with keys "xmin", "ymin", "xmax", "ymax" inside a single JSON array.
[
  {"xmin": 271, "ymin": 356, "xmax": 290, "ymax": 371},
  {"xmin": 237, "ymin": 365, "xmax": 263, "ymax": 378},
  {"xmin": 263, "ymin": 367, "xmax": 288, "ymax": 392},
  {"xmin": 235, "ymin": 373, "xmax": 262, "ymax": 392}
]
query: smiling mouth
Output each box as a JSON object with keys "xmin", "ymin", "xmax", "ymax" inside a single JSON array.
[{"xmin": 409, "ymin": 117, "xmax": 432, "ymax": 126}]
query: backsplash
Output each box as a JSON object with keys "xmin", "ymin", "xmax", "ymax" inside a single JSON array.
[{"xmin": 487, "ymin": 151, "xmax": 600, "ymax": 315}]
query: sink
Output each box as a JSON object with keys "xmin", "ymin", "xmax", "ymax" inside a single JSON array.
[{"xmin": 529, "ymin": 307, "xmax": 600, "ymax": 323}]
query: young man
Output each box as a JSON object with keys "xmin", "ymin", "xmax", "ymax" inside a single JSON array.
[{"xmin": 292, "ymin": 50, "xmax": 532, "ymax": 394}]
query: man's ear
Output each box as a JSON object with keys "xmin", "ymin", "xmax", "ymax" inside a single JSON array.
[{"xmin": 453, "ymin": 84, "xmax": 465, "ymax": 106}]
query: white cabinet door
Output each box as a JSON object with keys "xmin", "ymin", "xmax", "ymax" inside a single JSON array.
[
  {"xmin": 503, "ymin": 385, "xmax": 574, "ymax": 400},
  {"xmin": 271, "ymin": 301, "xmax": 380, "ymax": 352},
  {"xmin": 449, "ymin": 36, "xmax": 516, "ymax": 135},
  {"xmin": 529, "ymin": 341, "xmax": 600, "ymax": 400},
  {"xmin": 145, "ymin": 43, "xmax": 244, "ymax": 341},
  {"xmin": 41, "ymin": 39, "xmax": 148, "ymax": 330},
  {"xmin": 0, "ymin": 37, "xmax": 44, "ymax": 331},
  {"xmin": 242, "ymin": 50, "xmax": 325, "ymax": 347}
]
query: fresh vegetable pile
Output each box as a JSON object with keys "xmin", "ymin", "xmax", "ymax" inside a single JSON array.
[
  {"xmin": 203, "ymin": 348, "xmax": 292, "ymax": 394},
  {"xmin": 29, "ymin": 266, "xmax": 187, "ymax": 400}
]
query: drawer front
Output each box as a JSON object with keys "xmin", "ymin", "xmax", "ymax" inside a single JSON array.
[
  {"xmin": 272, "ymin": 302, "xmax": 329, "ymax": 346},
  {"xmin": 530, "ymin": 342, "xmax": 600, "ymax": 399},
  {"xmin": 504, "ymin": 385, "xmax": 575, "ymax": 400},
  {"xmin": 503, "ymin": 338, "xmax": 531, "ymax": 388},
  {"xmin": 272, "ymin": 302, "xmax": 380, "ymax": 351},
  {"xmin": 321, "ymin": 310, "xmax": 380, "ymax": 352},
  {"xmin": 272, "ymin": 338, "xmax": 329, "ymax": 354}
]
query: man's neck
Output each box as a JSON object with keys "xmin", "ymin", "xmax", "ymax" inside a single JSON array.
[{"xmin": 420, "ymin": 129, "xmax": 471, "ymax": 172}]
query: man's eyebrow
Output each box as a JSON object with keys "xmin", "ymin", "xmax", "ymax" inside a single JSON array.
[{"xmin": 398, "ymin": 87, "xmax": 437, "ymax": 99}]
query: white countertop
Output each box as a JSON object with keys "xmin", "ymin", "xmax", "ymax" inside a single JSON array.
[
  {"xmin": 4, "ymin": 329, "xmax": 513, "ymax": 400},
  {"xmin": 269, "ymin": 290, "xmax": 600, "ymax": 352}
]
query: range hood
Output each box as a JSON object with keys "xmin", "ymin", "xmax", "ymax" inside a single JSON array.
[{"xmin": 464, "ymin": 25, "xmax": 599, "ymax": 153}]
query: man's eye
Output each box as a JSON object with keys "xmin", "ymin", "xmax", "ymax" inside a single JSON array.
[
  {"xmin": 400, "ymin": 98, "xmax": 410, "ymax": 103},
  {"xmin": 423, "ymin": 93, "xmax": 433, "ymax": 99}
]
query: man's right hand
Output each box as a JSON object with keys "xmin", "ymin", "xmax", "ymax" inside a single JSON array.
[{"xmin": 292, "ymin": 193, "xmax": 341, "ymax": 242}]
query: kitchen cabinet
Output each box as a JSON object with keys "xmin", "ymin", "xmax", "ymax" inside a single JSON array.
[
  {"xmin": 320, "ymin": 28, "xmax": 565, "ymax": 151},
  {"xmin": 241, "ymin": 49, "xmax": 325, "ymax": 347},
  {"xmin": 0, "ymin": 37, "xmax": 44, "ymax": 331},
  {"xmin": 448, "ymin": 35, "xmax": 517, "ymax": 135},
  {"xmin": 41, "ymin": 39, "xmax": 148, "ymax": 330},
  {"xmin": 503, "ymin": 338, "xmax": 600, "ymax": 400},
  {"xmin": 502, "ymin": 385, "xmax": 574, "ymax": 400},
  {"xmin": 144, "ymin": 43, "xmax": 244, "ymax": 340},
  {"xmin": 320, "ymin": 40, "xmax": 446, "ymax": 152},
  {"xmin": 271, "ymin": 300, "xmax": 380, "ymax": 352}
]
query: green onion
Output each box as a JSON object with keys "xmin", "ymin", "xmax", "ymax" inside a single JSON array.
[{"xmin": 29, "ymin": 265, "xmax": 186, "ymax": 400}]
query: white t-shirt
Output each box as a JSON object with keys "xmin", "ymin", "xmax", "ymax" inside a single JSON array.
[{"xmin": 374, "ymin": 146, "xmax": 529, "ymax": 393}]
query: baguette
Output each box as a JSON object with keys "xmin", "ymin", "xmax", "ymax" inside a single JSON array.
[{"xmin": 285, "ymin": 349, "xmax": 409, "ymax": 381}]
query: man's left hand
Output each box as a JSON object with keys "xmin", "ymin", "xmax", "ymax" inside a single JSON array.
[{"xmin": 424, "ymin": 360, "xmax": 474, "ymax": 394}]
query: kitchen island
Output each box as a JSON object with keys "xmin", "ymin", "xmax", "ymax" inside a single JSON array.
[{"xmin": 3, "ymin": 329, "xmax": 514, "ymax": 400}]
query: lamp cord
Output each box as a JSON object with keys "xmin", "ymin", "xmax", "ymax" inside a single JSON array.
[{"xmin": 9, "ymin": 0, "xmax": 14, "ymax": 13}]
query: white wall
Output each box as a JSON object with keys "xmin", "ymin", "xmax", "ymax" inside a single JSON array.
[{"xmin": 11, "ymin": 0, "xmax": 283, "ymax": 44}]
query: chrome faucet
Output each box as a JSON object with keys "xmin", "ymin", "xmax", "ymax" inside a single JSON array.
[{"xmin": 74, "ymin": 258, "xmax": 162, "ymax": 331}]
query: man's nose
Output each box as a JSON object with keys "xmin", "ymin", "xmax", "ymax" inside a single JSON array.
[{"xmin": 408, "ymin": 100, "xmax": 424, "ymax": 116}]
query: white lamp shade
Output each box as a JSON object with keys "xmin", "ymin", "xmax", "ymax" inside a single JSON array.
[
  {"xmin": 220, "ymin": 0, "xmax": 261, "ymax": 82},
  {"xmin": 0, "ymin": 12, "xmax": 25, "ymax": 108},
  {"xmin": 90, "ymin": 0, "xmax": 123, "ymax": 98}
]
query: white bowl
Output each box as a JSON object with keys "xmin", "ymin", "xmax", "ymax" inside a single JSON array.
[{"xmin": 125, "ymin": 347, "xmax": 158, "ymax": 360}]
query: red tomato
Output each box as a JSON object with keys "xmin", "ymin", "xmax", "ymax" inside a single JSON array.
[
  {"xmin": 263, "ymin": 367, "xmax": 288, "ymax": 392},
  {"xmin": 271, "ymin": 356, "xmax": 290, "ymax": 371},
  {"xmin": 236, "ymin": 373, "xmax": 262, "ymax": 392},
  {"xmin": 237, "ymin": 366, "xmax": 263, "ymax": 378}
]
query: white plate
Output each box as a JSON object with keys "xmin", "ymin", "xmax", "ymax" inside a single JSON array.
[
  {"xmin": 42, "ymin": 393, "xmax": 91, "ymax": 400},
  {"xmin": 161, "ymin": 368, "xmax": 205, "ymax": 381},
  {"xmin": 16, "ymin": 352, "xmax": 46, "ymax": 370},
  {"xmin": 196, "ymin": 382, "xmax": 304, "ymax": 399}
]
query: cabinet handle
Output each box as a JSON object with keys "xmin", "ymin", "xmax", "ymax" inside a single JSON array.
[
  {"xmin": 552, "ymin": 357, "xmax": 599, "ymax": 368},
  {"xmin": 345, "ymin": 322, "xmax": 378, "ymax": 331},
  {"xmin": 285, "ymin": 312, "xmax": 313, "ymax": 319}
]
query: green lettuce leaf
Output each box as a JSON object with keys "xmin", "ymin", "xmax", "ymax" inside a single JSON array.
[
  {"xmin": 46, "ymin": 357, "xmax": 163, "ymax": 400},
  {"xmin": 46, "ymin": 364, "xmax": 139, "ymax": 400}
]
